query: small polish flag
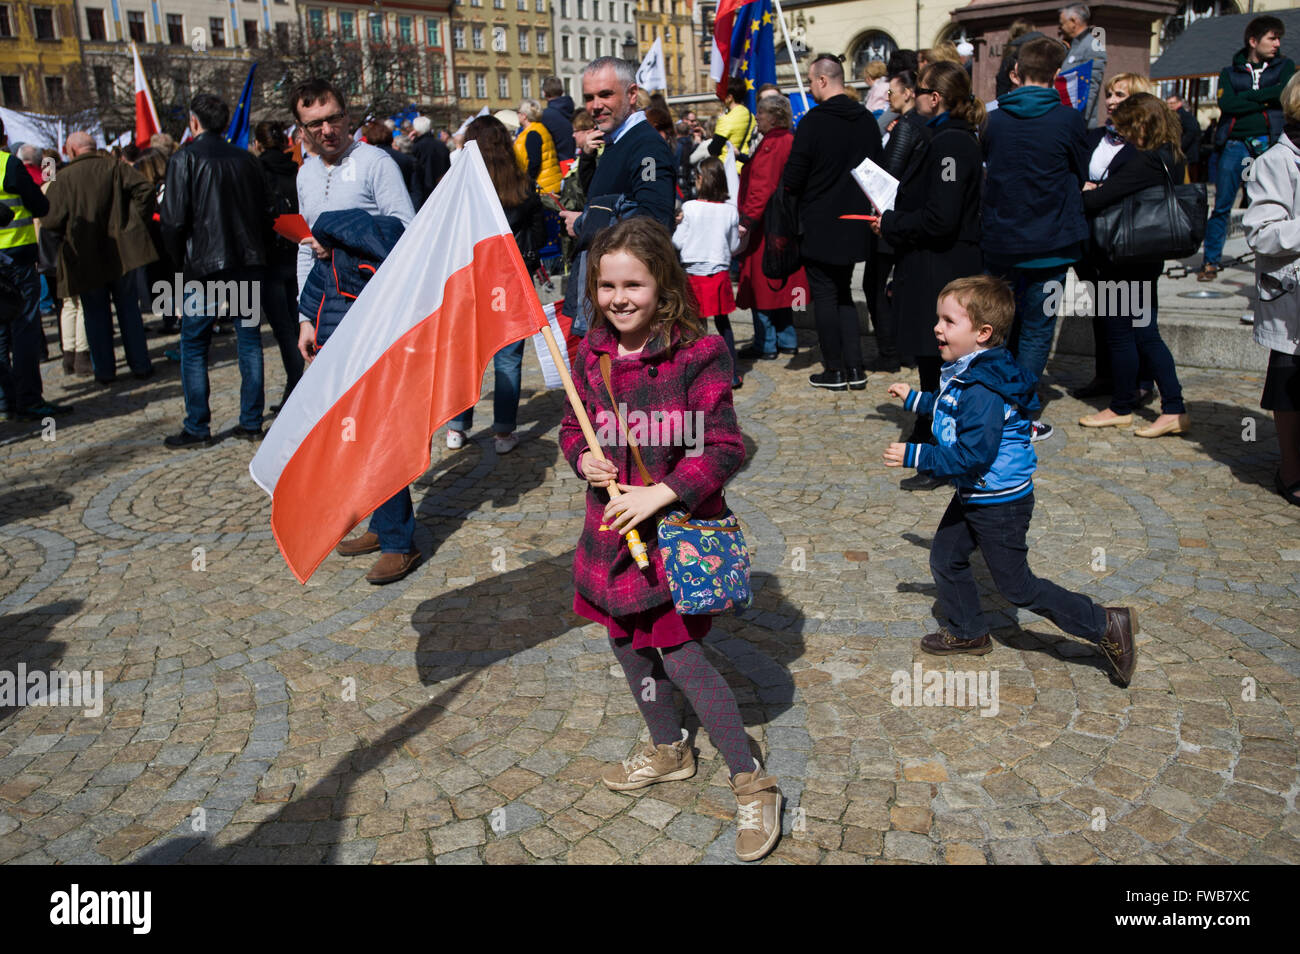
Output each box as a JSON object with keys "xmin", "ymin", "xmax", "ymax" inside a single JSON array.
[
  {"xmin": 250, "ymin": 142, "xmax": 551, "ymax": 582},
  {"xmin": 131, "ymin": 42, "xmax": 161, "ymax": 149},
  {"xmin": 530, "ymin": 302, "xmax": 582, "ymax": 389}
]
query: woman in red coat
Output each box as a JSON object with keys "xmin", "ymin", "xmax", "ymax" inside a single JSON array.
[{"xmin": 735, "ymin": 95, "xmax": 810, "ymax": 360}]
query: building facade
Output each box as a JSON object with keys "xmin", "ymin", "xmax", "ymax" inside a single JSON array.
[
  {"xmin": 448, "ymin": 0, "xmax": 554, "ymax": 114},
  {"xmin": 0, "ymin": 0, "xmax": 83, "ymax": 111},
  {"xmin": 633, "ymin": 0, "xmax": 696, "ymax": 94},
  {"xmin": 553, "ymin": 0, "xmax": 635, "ymax": 99}
]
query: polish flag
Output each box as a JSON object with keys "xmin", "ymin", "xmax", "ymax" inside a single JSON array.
[
  {"xmin": 250, "ymin": 142, "xmax": 550, "ymax": 582},
  {"xmin": 131, "ymin": 43, "xmax": 161, "ymax": 149}
]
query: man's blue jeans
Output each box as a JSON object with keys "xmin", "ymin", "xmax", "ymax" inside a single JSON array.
[
  {"xmin": 179, "ymin": 268, "xmax": 264, "ymax": 437},
  {"xmin": 752, "ymin": 307, "xmax": 797, "ymax": 353},
  {"xmin": 449, "ymin": 340, "xmax": 525, "ymax": 434},
  {"xmin": 81, "ymin": 271, "xmax": 153, "ymax": 381},
  {"xmin": 368, "ymin": 488, "xmax": 416, "ymax": 554},
  {"xmin": 1203, "ymin": 139, "xmax": 1253, "ymax": 268},
  {"xmin": 988, "ymin": 263, "xmax": 1068, "ymax": 385},
  {"xmin": 0, "ymin": 255, "xmax": 45, "ymax": 413}
]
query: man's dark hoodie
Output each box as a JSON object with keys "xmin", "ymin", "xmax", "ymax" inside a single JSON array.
[
  {"xmin": 982, "ymin": 85, "xmax": 1089, "ymax": 265},
  {"xmin": 781, "ymin": 93, "xmax": 882, "ymax": 265},
  {"xmin": 543, "ymin": 95, "xmax": 577, "ymax": 162}
]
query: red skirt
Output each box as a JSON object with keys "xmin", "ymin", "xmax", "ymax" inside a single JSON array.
[
  {"xmin": 574, "ymin": 591, "xmax": 712, "ymax": 650},
  {"xmin": 687, "ymin": 270, "xmax": 736, "ymax": 318}
]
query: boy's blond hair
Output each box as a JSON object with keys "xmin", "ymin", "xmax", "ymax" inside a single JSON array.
[{"xmin": 937, "ymin": 276, "xmax": 1015, "ymax": 346}]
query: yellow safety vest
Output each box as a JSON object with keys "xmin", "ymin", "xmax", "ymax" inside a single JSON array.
[
  {"xmin": 514, "ymin": 122, "xmax": 561, "ymax": 194},
  {"xmin": 0, "ymin": 150, "xmax": 36, "ymax": 249}
]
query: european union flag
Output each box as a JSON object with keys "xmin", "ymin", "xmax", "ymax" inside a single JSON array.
[
  {"xmin": 225, "ymin": 62, "xmax": 257, "ymax": 150},
  {"xmin": 728, "ymin": 0, "xmax": 777, "ymax": 113}
]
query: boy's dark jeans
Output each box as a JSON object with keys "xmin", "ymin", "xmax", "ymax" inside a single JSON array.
[{"xmin": 930, "ymin": 492, "xmax": 1107, "ymax": 642}]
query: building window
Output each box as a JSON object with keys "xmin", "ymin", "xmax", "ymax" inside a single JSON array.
[
  {"xmin": 2, "ymin": 75, "xmax": 22, "ymax": 107},
  {"xmin": 561, "ymin": 0, "xmax": 568, "ymax": 16},
  {"xmin": 498, "ymin": 72, "xmax": 509, "ymax": 98},
  {"xmin": 275, "ymin": 21, "xmax": 288, "ymax": 45},
  {"xmin": 339, "ymin": 11, "xmax": 354, "ymax": 39},
  {"xmin": 308, "ymin": 9, "xmax": 324, "ymax": 39},
  {"xmin": 492, "ymin": 24, "xmax": 506, "ymax": 51},
  {"xmin": 452, "ymin": 24, "xmax": 465, "ymax": 48},
  {"xmin": 472, "ymin": 26, "xmax": 483, "ymax": 50},
  {"xmin": 404, "ymin": 70, "xmax": 415, "ymax": 94},
  {"xmin": 426, "ymin": 17, "xmax": 439, "ymax": 46},
  {"xmin": 579, "ymin": 35, "xmax": 586, "ymax": 58},
  {"xmin": 470, "ymin": 0, "xmax": 480, "ymax": 6},
  {"xmin": 369, "ymin": 13, "xmax": 383, "ymax": 42},
  {"xmin": 457, "ymin": 72, "xmax": 469, "ymax": 97},
  {"xmin": 639, "ymin": 24, "xmax": 644, "ymax": 42},
  {"xmin": 594, "ymin": 36, "xmax": 601, "ymax": 56},
  {"xmin": 86, "ymin": 8, "xmax": 107, "ymax": 41},
  {"xmin": 44, "ymin": 76, "xmax": 63, "ymax": 104},
  {"xmin": 475, "ymin": 73, "xmax": 487, "ymax": 98},
  {"xmin": 494, "ymin": 0, "xmax": 503, "ymax": 8},
  {"xmin": 518, "ymin": 27, "xmax": 528, "ymax": 52},
  {"xmin": 399, "ymin": 16, "xmax": 412, "ymax": 43},
  {"xmin": 210, "ymin": 17, "xmax": 225, "ymax": 47},
  {"xmin": 32, "ymin": 6, "xmax": 56, "ymax": 40},
  {"xmin": 517, "ymin": 0, "xmax": 525, "ymax": 9},
  {"xmin": 577, "ymin": 0, "xmax": 584, "ymax": 16},
  {"xmin": 561, "ymin": 34, "xmax": 570, "ymax": 60},
  {"xmin": 432, "ymin": 67, "xmax": 444, "ymax": 94},
  {"xmin": 664, "ymin": 25, "xmax": 671, "ymax": 43},
  {"xmin": 608, "ymin": 2, "xmax": 615, "ymax": 20},
  {"xmin": 93, "ymin": 65, "xmax": 113, "ymax": 100},
  {"xmin": 537, "ymin": 30, "xmax": 546, "ymax": 53},
  {"xmin": 0, "ymin": 5, "xmax": 12, "ymax": 39},
  {"xmin": 166, "ymin": 13, "xmax": 183, "ymax": 44},
  {"xmin": 128, "ymin": 10, "xmax": 146, "ymax": 42},
  {"xmin": 593, "ymin": 0, "xmax": 600, "ymax": 19},
  {"xmin": 243, "ymin": 20, "xmax": 257, "ymax": 47},
  {"xmin": 536, "ymin": 0, "xmax": 545, "ymax": 11},
  {"xmin": 521, "ymin": 74, "xmax": 531, "ymax": 97}
]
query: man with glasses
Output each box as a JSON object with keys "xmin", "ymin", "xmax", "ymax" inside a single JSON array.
[{"xmin": 290, "ymin": 79, "xmax": 420, "ymax": 586}]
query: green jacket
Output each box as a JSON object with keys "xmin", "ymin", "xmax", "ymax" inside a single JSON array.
[
  {"xmin": 42, "ymin": 151, "xmax": 158, "ymax": 299},
  {"xmin": 1217, "ymin": 48, "xmax": 1296, "ymax": 143}
]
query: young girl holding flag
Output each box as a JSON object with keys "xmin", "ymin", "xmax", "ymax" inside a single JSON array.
[{"xmin": 559, "ymin": 217, "xmax": 783, "ymax": 862}]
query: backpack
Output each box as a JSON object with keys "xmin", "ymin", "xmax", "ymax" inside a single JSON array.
[{"xmin": 761, "ymin": 183, "xmax": 801, "ymax": 281}]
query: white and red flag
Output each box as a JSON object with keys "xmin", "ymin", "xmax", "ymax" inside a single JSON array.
[
  {"xmin": 708, "ymin": 0, "xmax": 763, "ymax": 101},
  {"xmin": 250, "ymin": 142, "xmax": 550, "ymax": 582},
  {"xmin": 131, "ymin": 42, "xmax": 161, "ymax": 149}
]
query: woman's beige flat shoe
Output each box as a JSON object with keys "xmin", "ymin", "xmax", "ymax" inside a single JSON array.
[
  {"xmin": 1135, "ymin": 414, "xmax": 1190, "ymax": 438},
  {"xmin": 1079, "ymin": 412, "xmax": 1133, "ymax": 428}
]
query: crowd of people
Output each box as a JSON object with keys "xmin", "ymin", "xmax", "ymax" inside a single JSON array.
[{"xmin": 1, "ymin": 5, "xmax": 1299, "ymax": 863}]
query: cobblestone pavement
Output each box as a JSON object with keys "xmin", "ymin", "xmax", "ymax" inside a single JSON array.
[{"xmin": 1, "ymin": 316, "xmax": 1297, "ymax": 865}]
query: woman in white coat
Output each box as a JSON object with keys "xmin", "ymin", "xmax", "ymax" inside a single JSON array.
[{"xmin": 1243, "ymin": 73, "xmax": 1300, "ymax": 506}]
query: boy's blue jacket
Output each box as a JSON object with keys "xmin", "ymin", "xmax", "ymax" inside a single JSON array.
[
  {"xmin": 902, "ymin": 347, "xmax": 1041, "ymax": 504},
  {"xmin": 299, "ymin": 209, "xmax": 405, "ymax": 347}
]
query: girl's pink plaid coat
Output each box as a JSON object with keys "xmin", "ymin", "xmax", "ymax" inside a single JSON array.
[{"xmin": 560, "ymin": 322, "xmax": 744, "ymax": 616}]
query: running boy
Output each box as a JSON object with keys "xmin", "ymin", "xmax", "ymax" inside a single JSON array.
[{"xmin": 883, "ymin": 275, "xmax": 1139, "ymax": 686}]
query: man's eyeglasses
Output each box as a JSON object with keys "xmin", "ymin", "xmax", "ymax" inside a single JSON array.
[{"xmin": 304, "ymin": 112, "xmax": 347, "ymax": 133}]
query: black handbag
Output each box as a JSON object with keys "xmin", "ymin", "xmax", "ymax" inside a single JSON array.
[
  {"xmin": 761, "ymin": 183, "xmax": 801, "ymax": 281},
  {"xmin": 1090, "ymin": 154, "xmax": 1207, "ymax": 265}
]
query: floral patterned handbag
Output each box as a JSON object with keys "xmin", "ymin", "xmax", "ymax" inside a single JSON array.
[{"xmin": 599, "ymin": 354, "xmax": 753, "ymax": 615}]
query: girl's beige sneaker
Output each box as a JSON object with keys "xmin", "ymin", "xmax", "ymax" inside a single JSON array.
[
  {"xmin": 601, "ymin": 729, "xmax": 696, "ymax": 791},
  {"xmin": 730, "ymin": 760, "xmax": 783, "ymax": 862}
]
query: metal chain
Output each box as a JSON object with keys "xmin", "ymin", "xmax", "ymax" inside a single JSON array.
[{"xmin": 1164, "ymin": 249, "xmax": 1254, "ymax": 280}]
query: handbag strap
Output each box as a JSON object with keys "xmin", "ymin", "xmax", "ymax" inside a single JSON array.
[{"xmin": 598, "ymin": 352, "xmax": 654, "ymax": 487}]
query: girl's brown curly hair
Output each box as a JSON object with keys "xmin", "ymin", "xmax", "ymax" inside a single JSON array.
[{"xmin": 585, "ymin": 217, "xmax": 706, "ymax": 351}]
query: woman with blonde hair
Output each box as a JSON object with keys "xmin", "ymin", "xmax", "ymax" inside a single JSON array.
[
  {"xmin": 1078, "ymin": 93, "xmax": 1190, "ymax": 438},
  {"xmin": 1071, "ymin": 71, "xmax": 1160, "ymax": 400},
  {"xmin": 514, "ymin": 98, "xmax": 561, "ymax": 193}
]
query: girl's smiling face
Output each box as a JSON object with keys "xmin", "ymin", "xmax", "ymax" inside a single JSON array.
[{"xmin": 596, "ymin": 250, "xmax": 659, "ymax": 347}]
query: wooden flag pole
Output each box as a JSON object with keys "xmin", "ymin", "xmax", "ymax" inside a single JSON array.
[{"xmin": 539, "ymin": 322, "xmax": 651, "ymax": 570}]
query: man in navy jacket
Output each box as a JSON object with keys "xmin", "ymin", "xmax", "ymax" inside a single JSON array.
[
  {"xmin": 558, "ymin": 57, "xmax": 676, "ymax": 333},
  {"xmin": 982, "ymin": 36, "xmax": 1089, "ymax": 443}
]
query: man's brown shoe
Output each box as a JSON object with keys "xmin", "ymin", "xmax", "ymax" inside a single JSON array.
[
  {"xmin": 365, "ymin": 550, "xmax": 422, "ymax": 585},
  {"xmin": 1098, "ymin": 607, "xmax": 1138, "ymax": 687},
  {"xmin": 336, "ymin": 531, "xmax": 380, "ymax": 556},
  {"xmin": 730, "ymin": 760, "xmax": 782, "ymax": 862},
  {"xmin": 920, "ymin": 628, "xmax": 993, "ymax": 656}
]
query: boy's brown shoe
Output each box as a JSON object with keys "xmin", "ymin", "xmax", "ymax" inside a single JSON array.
[
  {"xmin": 601, "ymin": 729, "xmax": 696, "ymax": 791},
  {"xmin": 921, "ymin": 628, "xmax": 993, "ymax": 656},
  {"xmin": 730, "ymin": 760, "xmax": 782, "ymax": 862},
  {"xmin": 336, "ymin": 531, "xmax": 381, "ymax": 556},
  {"xmin": 1099, "ymin": 607, "xmax": 1139, "ymax": 687}
]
